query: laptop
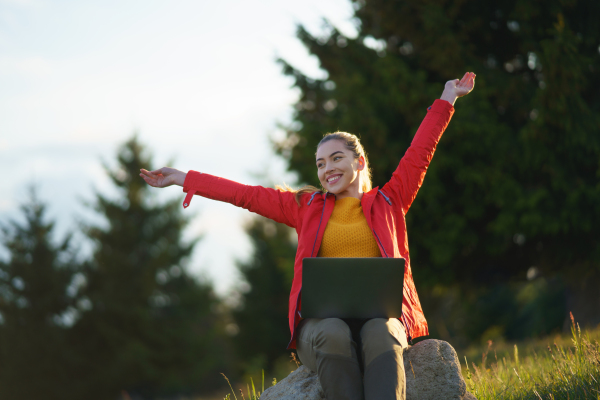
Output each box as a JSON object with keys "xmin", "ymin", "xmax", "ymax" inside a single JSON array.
[{"xmin": 301, "ymin": 257, "xmax": 405, "ymax": 319}]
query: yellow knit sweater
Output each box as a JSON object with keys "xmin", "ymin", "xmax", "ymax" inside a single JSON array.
[{"xmin": 317, "ymin": 197, "xmax": 381, "ymax": 258}]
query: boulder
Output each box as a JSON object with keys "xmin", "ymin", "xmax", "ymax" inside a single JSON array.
[
  {"xmin": 404, "ymin": 340, "xmax": 476, "ymax": 400},
  {"xmin": 259, "ymin": 339, "xmax": 476, "ymax": 400},
  {"xmin": 259, "ymin": 365, "xmax": 325, "ymax": 400}
]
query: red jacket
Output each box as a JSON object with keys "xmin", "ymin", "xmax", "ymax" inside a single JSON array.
[{"xmin": 182, "ymin": 99, "xmax": 455, "ymax": 349}]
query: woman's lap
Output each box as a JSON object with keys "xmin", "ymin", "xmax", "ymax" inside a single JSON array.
[{"xmin": 296, "ymin": 318, "xmax": 407, "ymax": 373}]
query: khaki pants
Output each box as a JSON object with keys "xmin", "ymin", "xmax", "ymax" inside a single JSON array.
[{"xmin": 296, "ymin": 318, "xmax": 409, "ymax": 400}]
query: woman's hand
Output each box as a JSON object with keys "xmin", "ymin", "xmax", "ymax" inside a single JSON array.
[
  {"xmin": 440, "ymin": 72, "xmax": 476, "ymax": 106},
  {"xmin": 139, "ymin": 167, "xmax": 186, "ymax": 188}
]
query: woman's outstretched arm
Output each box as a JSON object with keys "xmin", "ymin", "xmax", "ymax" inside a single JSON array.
[
  {"xmin": 382, "ymin": 72, "xmax": 476, "ymax": 214},
  {"xmin": 140, "ymin": 167, "xmax": 300, "ymax": 228}
]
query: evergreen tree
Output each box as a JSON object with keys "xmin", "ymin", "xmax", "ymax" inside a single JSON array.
[
  {"xmin": 0, "ymin": 187, "xmax": 82, "ymax": 400},
  {"xmin": 232, "ymin": 217, "xmax": 296, "ymax": 374},
  {"xmin": 273, "ymin": 0, "xmax": 599, "ymax": 342},
  {"xmin": 72, "ymin": 135, "xmax": 228, "ymax": 399}
]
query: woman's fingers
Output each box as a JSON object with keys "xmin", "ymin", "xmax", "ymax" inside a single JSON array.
[
  {"xmin": 449, "ymin": 72, "xmax": 476, "ymax": 98},
  {"xmin": 139, "ymin": 173, "xmax": 157, "ymax": 187},
  {"xmin": 459, "ymin": 72, "xmax": 472, "ymax": 87},
  {"xmin": 139, "ymin": 168, "xmax": 162, "ymax": 187},
  {"xmin": 149, "ymin": 168, "xmax": 163, "ymax": 175},
  {"xmin": 140, "ymin": 169, "xmax": 155, "ymax": 178},
  {"xmin": 458, "ymin": 72, "xmax": 475, "ymax": 90},
  {"xmin": 139, "ymin": 167, "xmax": 179, "ymax": 188},
  {"xmin": 468, "ymin": 72, "xmax": 476, "ymax": 89}
]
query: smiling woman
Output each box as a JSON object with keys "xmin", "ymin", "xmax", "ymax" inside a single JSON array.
[{"xmin": 139, "ymin": 71, "xmax": 476, "ymax": 400}]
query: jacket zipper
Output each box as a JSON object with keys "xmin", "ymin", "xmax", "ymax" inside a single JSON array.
[
  {"xmin": 372, "ymin": 191, "xmax": 390, "ymax": 258},
  {"xmin": 373, "ymin": 190, "xmax": 412, "ymax": 340},
  {"xmin": 288, "ymin": 192, "xmax": 327, "ymax": 348},
  {"xmin": 310, "ymin": 194, "xmax": 327, "ymax": 257}
]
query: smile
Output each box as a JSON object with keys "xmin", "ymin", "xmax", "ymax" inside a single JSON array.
[{"xmin": 327, "ymin": 175, "xmax": 342, "ymax": 184}]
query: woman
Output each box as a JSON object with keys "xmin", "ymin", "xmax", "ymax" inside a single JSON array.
[{"xmin": 140, "ymin": 72, "xmax": 475, "ymax": 400}]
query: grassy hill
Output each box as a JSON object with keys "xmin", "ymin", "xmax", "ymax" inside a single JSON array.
[{"xmin": 458, "ymin": 315, "xmax": 600, "ymax": 399}]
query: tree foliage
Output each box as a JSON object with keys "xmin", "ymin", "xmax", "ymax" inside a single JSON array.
[
  {"xmin": 272, "ymin": 0, "xmax": 600, "ymax": 342},
  {"xmin": 71, "ymin": 136, "xmax": 228, "ymax": 398},
  {"xmin": 0, "ymin": 138, "xmax": 234, "ymax": 398},
  {"xmin": 0, "ymin": 188, "xmax": 82, "ymax": 399},
  {"xmin": 232, "ymin": 217, "xmax": 296, "ymax": 374}
]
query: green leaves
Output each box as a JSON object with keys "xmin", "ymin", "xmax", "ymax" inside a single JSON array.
[
  {"xmin": 0, "ymin": 187, "xmax": 84, "ymax": 399},
  {"xmin": 73, "ymin": 135, "xmax": 227, "ymax": 398},
  {"xmin": 274, "ymin": 0, "xmax": 600, "ymax": 342}
]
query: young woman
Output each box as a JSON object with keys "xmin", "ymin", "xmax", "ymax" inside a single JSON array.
[{"xmin": 140, "ymin": 72, "xmax": 475, "ymax": 400}]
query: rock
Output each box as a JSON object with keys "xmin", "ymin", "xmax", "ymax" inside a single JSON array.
[
  {"xmin": 463, "ymin": 393, "xmax": 478, "ymax": 400},
  {"xmin": 259, "ymin": 339, "xmax": 476, "ymax": 400},
  {"xmin": 404, "ymin": 340, "xmax": 475, "ymax": 400},
  {"xmin": 259, "ymin": 366, "xmax": 325, "ymax": 400}
]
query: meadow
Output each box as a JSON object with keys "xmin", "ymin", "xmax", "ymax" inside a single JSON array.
[
  {"xmin": 459, "ymin": 315, "xmax": 600, "ymax": 399},
  {"xmin": 222, "ymin": 315, "xmax": 600, "ymax": 400}
]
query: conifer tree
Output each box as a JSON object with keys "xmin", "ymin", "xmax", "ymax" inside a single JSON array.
[
  {"xmin": 232, "ymin": 217, "xmax": 296, "ymax": 374},
  {"xmin": 0, "ymin": 187, "xmax": 82, "ymax": 400},
  {"xmin": 272, "ymin": 0, "xmax": 599, "ymax": 341},
  {"xmin": 72, "ymin": 135, "xmax": 227, "ymax": 399}
]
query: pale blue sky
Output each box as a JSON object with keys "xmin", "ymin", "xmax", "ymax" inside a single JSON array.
[{"xmin": 0, "ymin": 0, "xmax": 358, "ymax": 295}]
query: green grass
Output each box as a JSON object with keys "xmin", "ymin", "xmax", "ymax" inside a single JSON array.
[
  {"xmin": 460, "ymin": 316, "xmax": 600, "ymax": 399},
  {"xmin": 220, "ymin": 352, "xmax": 299, "ymax": 400},
  {"xmin": 222, "ymin": 317, "xmax": 600, "ymax": 399},
  {"xmin": 221, "ymin": 369, "xmax": 279, "ymax": 400}
]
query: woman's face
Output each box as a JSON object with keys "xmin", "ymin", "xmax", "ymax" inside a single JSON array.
[{"xmin": 315, "ymin": 139, "xmax": 364, "ymax": 198}]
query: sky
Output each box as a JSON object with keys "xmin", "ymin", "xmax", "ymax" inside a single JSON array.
[{"xmin": 0, "ymin": 0, "xmax": 359, "ymax": 296}]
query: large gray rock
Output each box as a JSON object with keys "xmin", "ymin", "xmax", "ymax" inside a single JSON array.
[
  {"xmin": 259, "ymin": 365, "xmax": 325, "ymax": 400},
  {"xmin": 403, "ymin": 340, "xmax": 476, "ymax": 400},
  {"xmin": 260, "ymin": 339, "xmax": 476, "ymax": 400}
]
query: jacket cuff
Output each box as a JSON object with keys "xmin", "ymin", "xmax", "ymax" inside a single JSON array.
[
  {"xmin": 428, "ymin": 98, "xmax": 455, "ymax": 113},
  {"xmin": 182, "ymin": 170, "xmax": 203, "ymax": 208}
]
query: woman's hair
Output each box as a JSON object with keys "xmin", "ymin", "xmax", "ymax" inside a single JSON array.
[{"xmin": 277, "ymin": 131, "xmax": 373, "ymax": 205}]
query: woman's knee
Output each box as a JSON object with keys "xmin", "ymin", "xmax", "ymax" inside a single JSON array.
[
  {"xmin": 360, "ymin": 318, "xmax": 407, "ymax": 367},
  {"xmin": 313, "ymin": 318, "xmax": 354, "ymax": 357},
  {"xmin": 361, "ymin": 318, "xmax": 407, "ymax": 347}
]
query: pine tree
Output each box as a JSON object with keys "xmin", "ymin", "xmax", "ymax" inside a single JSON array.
[
  {"xmin": 0, "ymin": 187, "xmax": 82, "ymax": 400},
  {"xmin": 232, "ymin": 217, "xmax": 296, "ymax": 374},
  {"xmin": 273, "ymin": 0, "xmax": 600, "ymax": 342},
  {"xmin": 72, "ymin": 135, "xmax": 228, "ymax": 399}
]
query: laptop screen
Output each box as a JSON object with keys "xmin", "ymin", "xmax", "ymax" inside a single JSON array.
[{"xmin": 301, "ymin": 257, "xmax": 405, "ymax": 319}]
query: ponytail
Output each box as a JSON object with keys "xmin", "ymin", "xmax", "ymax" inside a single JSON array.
[{"xmin": 275, "ymin": 183, "xmax": 321, "ymax": 206}]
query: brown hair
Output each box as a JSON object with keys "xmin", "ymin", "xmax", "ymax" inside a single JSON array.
[{"xmin": 277, "ymin": 131, "xmax": 372, "ymax": 205}]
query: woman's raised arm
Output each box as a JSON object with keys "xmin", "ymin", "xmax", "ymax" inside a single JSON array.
[{"xmin": 381, "ymin": 72, "xmax": 475, "ymax": 214}]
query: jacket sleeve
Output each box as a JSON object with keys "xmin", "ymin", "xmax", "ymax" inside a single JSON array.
[
  {"xmin": 381, "ymin": 99, "xmax": 455, "ymax": 214},
  {"xmin": 181, "ymin": 170, "xmax": 299, "ymax": 228}
]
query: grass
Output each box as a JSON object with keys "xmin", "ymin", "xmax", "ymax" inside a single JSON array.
[
  {"xmin": 221, "ymin": 369, "xmax": 280, "ymax": 400},
  {"xmin": 221, "ymin": 316, "xmax": 600, "ymax": 399},
  {"xmin": 220, "ymin": 352, "xmax": 300, "ymax": 400},
  {"xmin": 460, "ymin": 315, "xmax": 600, "ymax": 399}
]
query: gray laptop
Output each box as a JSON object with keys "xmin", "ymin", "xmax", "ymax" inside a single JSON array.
[{"xmin": 301, "ymin": 257, "xmax": 405, "ymax": 319}]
